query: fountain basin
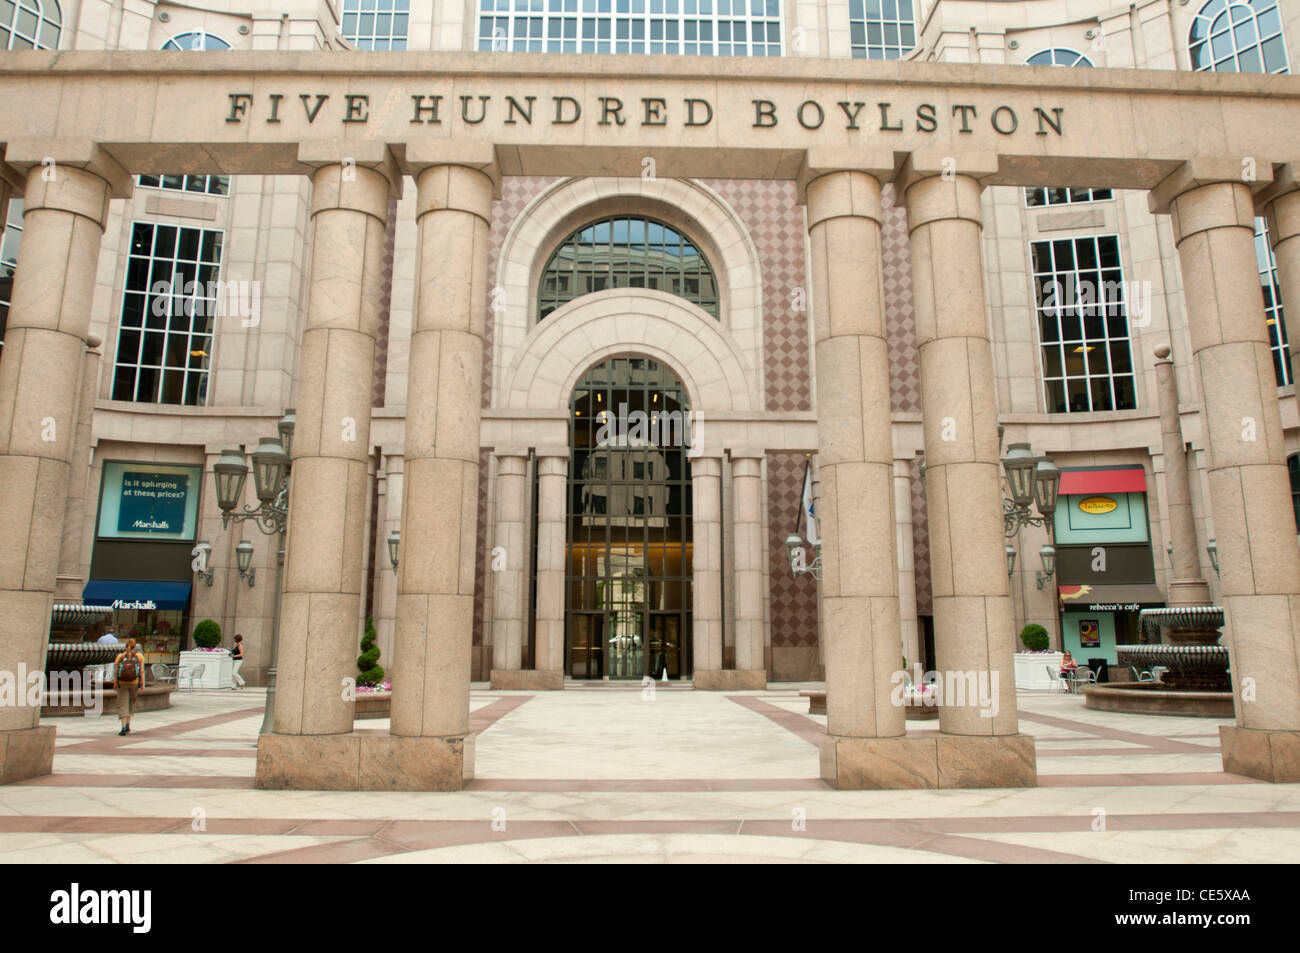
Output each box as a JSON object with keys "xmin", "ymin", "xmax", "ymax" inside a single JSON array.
[{"xmin": 1083, "ymin": 681, "xmax": 1234, "ymax": 718}]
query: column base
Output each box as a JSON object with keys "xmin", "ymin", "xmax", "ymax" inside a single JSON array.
[
  {"xmin": 489, "ymin": 669, "xmax": 565, "ymax": 691},
  {"xmin": 693, "ymin": 670, "xmax": 768, "ymax": 691},
  {"xmin": 0, "ymin": 725, "xmax": 56, "ymax": 785},
  {"xmin": 255, "ymin": 731, "xmax": 474, "ymax": 791},
  {"xmin": 1220, "ymin": 725, "xmax": 1300, "ymax": 782},
  {"xmin": 819, "ymin": 732, "xmax": 1037, "ymax": 789}
]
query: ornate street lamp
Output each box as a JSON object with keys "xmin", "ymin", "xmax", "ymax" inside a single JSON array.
[
  {"xmin": 210, "ymin": 409, "xmax": 294, "ymax": 734},
  {"xmin": 1207, "ymin": 538, "xmax": 1221, "ymax": 576},
  {"xmin": 1036, "ymin": 544, "xmax": 1057, "ymax": 590},
  {"xmin": 387, "ymin": 530, "xmax": 400, "ymax": 571},
  {"xmin": 784, "ymin": 532, "xmax": 821, "ymax": 580},
  {"xmin": 236, "ymin": 540, "xmax": 256, "ymax": 587},
  {"xmin": 1002, "ymin": 442, "xmax": 1061, "ymax": 537},
  {"xmin": 1005, "ymin": 544, "xmax": 1017, "ymax": 578}
]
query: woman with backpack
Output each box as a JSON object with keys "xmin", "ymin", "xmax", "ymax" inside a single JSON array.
[{"xmin": 114, "ymin": 638, "xmax": 145, "ymax": 736}]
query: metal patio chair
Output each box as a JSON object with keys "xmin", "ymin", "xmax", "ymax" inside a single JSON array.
[
  {"xmin": 183, "ymin": 663, "xmax": 205, "ymax": 692},
  {"xmin": 1044, "ymin": 665, "xmax": 1068, "ymax": 693},
  {"xmin": 151, "ymin": 663, "xmax": 178, "ymax": 687},
  {"xmin": 1065, "ymin": 665, "xmax": 1097, "ymax": 694}
]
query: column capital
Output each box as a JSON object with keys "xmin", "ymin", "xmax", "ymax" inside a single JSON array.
[
  {"xmin": 413, "ymin": 161, "xmax": 496, "ymax": 227},
  {"xmin": 1148, "ymin": 157, "xmax": 1275, "ymax": 216},
  {"xmin": 690, "ymin": 455, "xmax": 722, "ymax": 477},
  {"xmin": 804, "ymin": 168, "xmax": 883, "ymax": 229},
  {"xmin": 493, "ymin": 452, "xmax": 529, "ymax": 477},
  {"xmin": 2, "ymin": 140, "xmax": 131, "ymax": 200},
  {"xmin": 730, "ymin": 454, "xmax": 763, "ymax": 477},
  {"xmin": 899, "ymin": 169, "xmax": 987, "ymax": 231},
  {"xmin": 895, "ymin": 150, "xmax": 999, "ymax": 196},
  {"xmin": 537, "ymin": 455, "xmax": 568, "ymax": 477},
  {"xmin": 1260, "ymin": 169, "xmax": 1300, "ymax": 246},
  {"xmin": 796, "ymin": 147, "xmax": 892, "ymax": 206},
  {"xmin": 534, "ymin": 445, "xmax": 569, "ymax": 460},
  {"xmin": 1165, "ymin": 180, "xmax": 1257, "ymax": 245},
  {"xmin": 407, "ymin": 142, "xmax": 501, "ymax": 197},
  {"xmin": 303, "ymin": 149, "xmax": 400, "ymax": 220}
]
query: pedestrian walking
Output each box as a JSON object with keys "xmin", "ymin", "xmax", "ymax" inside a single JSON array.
[
  {"xmin": 114, "ymin": 638, "xmax": 145, "ymax": 735},
  {"xmin": 231, "ymin": 633, "xmax": 246, "ymax": 690}
]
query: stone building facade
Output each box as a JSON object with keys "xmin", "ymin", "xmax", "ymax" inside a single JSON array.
[{"xmin": 2, "ymin": 0, "xmax": 1300, "ymax": 787}]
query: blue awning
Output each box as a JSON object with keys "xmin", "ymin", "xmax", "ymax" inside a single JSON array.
[{"xmin": 82, "ymin": 580, "xmax": 192, "ymax": 611}]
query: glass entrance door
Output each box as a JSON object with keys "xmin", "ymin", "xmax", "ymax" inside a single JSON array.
[{"xmin": 565, "ymin": 357, "xmax": 693, "ymax": 680}]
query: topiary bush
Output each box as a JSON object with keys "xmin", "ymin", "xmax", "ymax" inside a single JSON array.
[
  {"xmin": 192, "ymin": 618, "xmax": 222, "ymax": 649},
  {"xmin": 357, "ymin": 616, "xmax": 385, "ymax": 687},
  {"xmin": 1019, "ymin": 623, "xmax": 1050, "ymax": 652}
]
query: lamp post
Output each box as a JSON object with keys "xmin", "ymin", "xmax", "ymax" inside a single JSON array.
[
  {"xmin": 784, "ymin": 532, "xmax": 821, "ymax": 580},
  {"xmin": 1005, "ymin": 544, "xmax": 1017, "ymax": 579},
  {"xmin": 387, "ymin": 530, "xmax": 400, "ymax": 570},
  {"xmin": 212, "ymin": 408, "xmax": 294, "ymax": 734},
  {"xmin": 1002, "ymin": 442, "xmax": 1061, "ymax": 536},
  {"xmin": 1036, "ymin": 544, "xmax": 1057, "ymax": 590},
  {"xmin": 1206, "ymin": 538, "xmax": 1221, "ymax": 576},
  {"xmin": 236, "ymin": 540, "xmax": 255, "ymax": 587}
]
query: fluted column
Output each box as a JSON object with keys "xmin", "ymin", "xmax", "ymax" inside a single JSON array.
[
  {"xmin": 489, "ymin": 451, "xmax": 528, "ymax": 688},
  {"xmin": 691, "ymin": 456, "xmax": 724, "ymax": 683},
  {"xmin": 55, "ymin": 334, "xmax": 103, "ymax": 601},
  {"xmin": 266, "ymin": 163, "xmax": 391, "ymax": 747},
  {"xmin": 390, "ymin": 163, "xmax": 494, "ymax": 788},
  {"xmin": 1160, "ymin": 176, "xmax": 1300, "ymax": 781},
  {"xmin": 804, "ymin": 170, "xmax": 908, "ymax": 787},
  {"xmin": 902, "ymin": 165, "xmax": 1034, "ymax": 787},
  {"xmin": 0, "ymin": 163, "xmax": 112, "ymax": 784},
  {"xmin": 731, "ymin": 453, "xmax": 766, "ymax": 687},
  {"xmin": 532, "ymin": 452, "xmax": 568, "ymax": 687}
]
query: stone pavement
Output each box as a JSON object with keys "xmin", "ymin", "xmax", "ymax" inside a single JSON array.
[{"xmin": 1, "ymin": 684, "xmax": 1298, "ymax": 863}]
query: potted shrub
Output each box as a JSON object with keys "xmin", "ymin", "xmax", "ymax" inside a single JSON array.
[
  {"xmin": 179, "ymin": 618, "xmax": 233, "ymax": 689},
  {"xmin": 1013, "ymin": 622, "xmax": 1063, "ymax": 691},
  {"xmin": 353, "ymin": 617, "xmax": 391, "ymax": 719}
]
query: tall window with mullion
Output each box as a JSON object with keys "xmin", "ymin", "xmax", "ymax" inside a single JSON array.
[
  {"xmin": 112, "ymin": 223, "xmax": 223, "ymax": 407},
  {"xmin": 1258, "ymin": 217, "xmax": 1292, "ymax": 386},
  {"xmin": 342, "ymin": 0, "xmax": 410, "ymax": 50},
  {"xmin": 848, "ymin": 0, "xmax": 915, "ymax": 60},
  {"xmin": 1032, "ymin": 235, "xmax": 1137, "ymax": 414},
  {"xmin": 477, "ymin": 0, "xmax": 782, "ymax": 56}
]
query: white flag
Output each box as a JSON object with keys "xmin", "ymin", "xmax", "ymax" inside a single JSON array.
[{"xmin": 801, "ymin": 459, "xmax": 819, "ymax": 545}]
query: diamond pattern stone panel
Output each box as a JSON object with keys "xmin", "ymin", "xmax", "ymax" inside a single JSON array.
[
  {"xmin": 767, "ymin": 452, "xmax": 819, "ymax": 649},
  {"xmin": 699, "ymin": 179, "xmax": 809, "ymax": 412}
]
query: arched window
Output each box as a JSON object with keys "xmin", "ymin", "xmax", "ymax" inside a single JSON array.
[
  {"xmin": 1190, "ymin": 0, "xmax": 1289, "ymax": 74},
  {"xmin": 849, "ymin": 0, "xmax": 916, "ymax": 60},
  {"xmin": 161, "ymin": 32, "xmax": 232, "ymax": 51},
  {"xmin": 2, "ymin": 0, "xmax": 61, "ymax": 49},
  {"xmin": 538, "ymin": 217, "xmax": 718, "ymax": 321},
  {"xmin": 1026, "ymin": 48, "xmax": 1093, "ymax": 67}
]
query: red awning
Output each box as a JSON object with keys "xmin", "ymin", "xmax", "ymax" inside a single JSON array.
[{"xmin": 1058, "ymin": 468, "xmax": 1147, "ymax": 495}]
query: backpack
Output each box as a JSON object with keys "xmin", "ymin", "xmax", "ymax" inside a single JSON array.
[{"xmin": 118, "ymin": 654, "xmax": 139, "ymax": 683}]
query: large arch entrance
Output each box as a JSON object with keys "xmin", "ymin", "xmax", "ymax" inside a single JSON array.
[{"xmin": 565, "ymin": 356, "xmax": 694, "ymax": 680}]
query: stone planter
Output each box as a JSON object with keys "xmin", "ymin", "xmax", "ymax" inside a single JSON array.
[
  {"xmin": 354, "ymin": 691, "xmax": 391, "ymax": 720},
  {"xmin": 1014, "ymin": 651, "xmax": 1064, "ymax": 691},
  {"xmin": 178, "ymin": 650, "xmax": 233, "ymax": 689}
]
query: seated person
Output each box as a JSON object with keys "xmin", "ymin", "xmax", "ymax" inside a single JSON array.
[{"xmin": 1059, "ymin": 650, "xmax": 1079, "ymax": 680}]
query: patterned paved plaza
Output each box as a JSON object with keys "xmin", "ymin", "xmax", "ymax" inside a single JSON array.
[{"xmin": 1, "ymin": 686, "xmax": 1297, "ymax": 863}]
